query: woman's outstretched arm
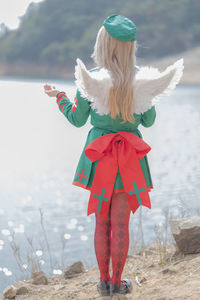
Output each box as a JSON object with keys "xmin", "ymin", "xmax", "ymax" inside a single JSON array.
[{"xmin": 44, "ymin": 84, "xmax": 90, "ymax": 128}]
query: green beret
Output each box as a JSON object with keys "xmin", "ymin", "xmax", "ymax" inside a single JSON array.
[{"xmin": 103, "ymin": 14, "xmax": 137, "ymax": 42}]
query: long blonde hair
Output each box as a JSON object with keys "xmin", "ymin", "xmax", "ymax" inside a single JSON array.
[{"xmin": 91, "ymin": 26, "xmax": 136, "ymax": 123}]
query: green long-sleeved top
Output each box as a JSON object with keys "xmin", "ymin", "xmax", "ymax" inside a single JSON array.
[
  {"xmin": 56, "ymin": 88, "xmax": 156, "ymax": 191},
  {"xmin": 57, "ymin": 89, "xmax": 156, "ymax": 129}
]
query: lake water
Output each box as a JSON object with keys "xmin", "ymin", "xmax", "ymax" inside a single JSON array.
[{"xmin": 0, "ymin": 78, "xmax": 200, "ymax": 291}]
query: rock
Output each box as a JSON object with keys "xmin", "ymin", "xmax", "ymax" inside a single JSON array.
[
  {"xmin": 3, "ymin": 285, "xmax": 17, "ymax": 299},
  {"xmin": 64, "ymin": 261, "xmax": 85, "ymax": 279},
  {"xmin": 16, "ymin": 285, "xmax": 29, "ymax": 295},
  {"xmin": 30, "ymin": 270, "xmax": 48, "ymax": 285},
  {"xmin": 170, "ymin": 216, "xmax": 200, "ymax": 254},
  {"xmin": 161, "ymin": 268, "xmax": 176, "ymax": 275},
  {"xmin": 82, "ymin": 275, "xmax": 99, "ymax": 286},
  {"xmin": 13, "ymin": 281, "xmax": 30, "ymax": 295},
  {"xmin": 162, "ymin": 268, "xmax": 171, "ymax": 274},
  {"xmin": 54, "ymin": 284, "xmax": 65, "ymax": 291}
]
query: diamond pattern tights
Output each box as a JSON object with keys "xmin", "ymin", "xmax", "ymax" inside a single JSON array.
[{"xmin": 94, "ymin": 192, "xmax": 131, "ymax": 285}]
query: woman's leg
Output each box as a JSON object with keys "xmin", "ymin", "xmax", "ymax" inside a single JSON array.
[
  {"xmin": 94, "ymin": 209, "xmax": 111, "ymax": 282},
  {"xmin": 110, "ymin": 192, "xmax": 131, "ymax": 285}
]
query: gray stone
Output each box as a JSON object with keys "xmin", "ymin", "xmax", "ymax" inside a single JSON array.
[
  {"xmin": 3, "ymin": 285, "xmax": 17, "ymax": 299},
  {"xmin": 14, "ymin": 281, "xmax": 30, "ymax": 295},
  {"xmin": 64, "ymin": 261, "xmax": 85, "ymax": 279},
  {"xmin": 54, "ymin": 284, "xmax": 65, "ymax": 291},
  {"xmin": 82, "ymin": 275, "xmax": 99, "ymax": 286},
  {"xmin": 162, "ymin": 268, "xmax": 171, "ymax": 274},
  {"xmin": 161, "ymin": 267, "xmax": 176, "ymax": 275},
  {"xmin": 16, "ymin": 285, "xmax": 29, "ymax": 295},
  {"xmin": 30, "ymin": 270, "xmax": 48, "ymax": 285},
  {"xmin": 170, "ymin": 216, "xmax": 200, "ymax": 254}
]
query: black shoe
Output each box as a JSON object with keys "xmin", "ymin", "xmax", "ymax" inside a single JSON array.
[
  {"xmin": 110, "ymin": 279, "xmax": 133, "ymax": 297},
  {"xmin": 97, "ymin": 280, "xmax": 111, "ymax": 296}
]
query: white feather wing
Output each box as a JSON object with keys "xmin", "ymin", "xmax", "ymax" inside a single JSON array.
[
  {"xmin": 74, "ymin": 58, "xmax": 113, "ymax": 115},
  {"xmin": 74, "ymin": 58, "xmax": 184, "ymax": 115},
  {"xmin": 133, "ymin": 58, "xmax": 184, "ymax": 114}
]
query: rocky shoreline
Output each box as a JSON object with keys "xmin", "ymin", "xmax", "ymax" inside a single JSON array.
[
  {"xmin": 2, "ymin": 216, "xmax": 200, "ymax": 300},
  {"xmin": 2, "ymin": 244, "xmax": 200, "ymax": 300}
]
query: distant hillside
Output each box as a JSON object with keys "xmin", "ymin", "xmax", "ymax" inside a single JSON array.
[
  {"xmin": 147, "ymin": 46, "xmax": 200, "ymax": 85},
  {"xmin": 0, "ymin": 0, "xmax": 200, "ymax": 66}
]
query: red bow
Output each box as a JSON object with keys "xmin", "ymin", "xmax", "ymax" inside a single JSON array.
[{"xmin": 85, "ymin": 131, "xmax": 152, "ymax": 218}]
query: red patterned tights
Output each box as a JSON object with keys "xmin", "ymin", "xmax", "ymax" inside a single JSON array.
[{"xmin": 94, "ymin": 192, "xmax": 131, "ymax": 285}]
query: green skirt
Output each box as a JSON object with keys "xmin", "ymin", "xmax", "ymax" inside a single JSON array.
[{"xmin": 72, "ymin": 127, "xmax": 153, "ymax": 192}]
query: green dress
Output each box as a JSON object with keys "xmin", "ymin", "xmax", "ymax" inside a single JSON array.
[{"xmin": 56, "ymin": 84, "xmax": 156, "ymax": 193}]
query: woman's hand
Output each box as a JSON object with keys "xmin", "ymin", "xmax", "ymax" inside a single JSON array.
[{"xmin": 44, "ymin": 84, "xmax": 60, "ymax": 97}]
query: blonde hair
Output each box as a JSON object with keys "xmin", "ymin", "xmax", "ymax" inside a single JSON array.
[{"xmin": 91, "ymin": 26, "xmax": 136, "ymax": 123}]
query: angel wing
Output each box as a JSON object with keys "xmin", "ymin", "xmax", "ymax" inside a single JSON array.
[
  {"xmin": 74, "ymin": 57, "xmax": 184, "ymax": 115},
  {"xmin": 74, "ymin": 58, "xmax": 112, "ymax": 115},
  {"xmin": 134, "ymin": 59, "xmax": 184, "ymax": 114}
]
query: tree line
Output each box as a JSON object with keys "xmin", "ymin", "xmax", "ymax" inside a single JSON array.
[{"xmin": 0, "ymin": 0, "xmax": 199, "ymax": 65}]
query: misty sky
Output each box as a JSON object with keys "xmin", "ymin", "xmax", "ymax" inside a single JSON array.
[{"xmin": 0, "ymin": 0, "xmax": 44, "ymax": 29}]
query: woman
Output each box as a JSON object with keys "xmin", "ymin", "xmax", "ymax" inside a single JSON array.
[{"xmin": 44, "ymin": 15, "xmax": 184, "ymax": 297}]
